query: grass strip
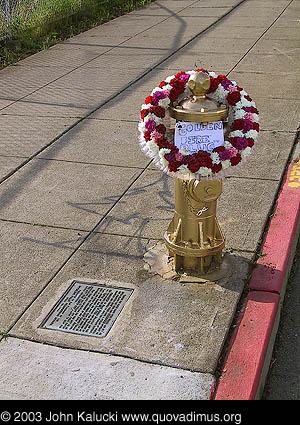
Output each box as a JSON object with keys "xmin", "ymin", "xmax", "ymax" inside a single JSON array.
[{"xmin": 0, "ymin": 0, "xmax": 155, "ymax": 69}]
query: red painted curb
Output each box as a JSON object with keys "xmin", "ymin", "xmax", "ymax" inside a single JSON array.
[
  {"xmin": 213, "ymin": 157, "xmax": 300, "ymax": 400},
  {"xmin": 249, "ymin": 161, "xmax": 300, "ymax": 294},
  {"xmin": 214, "ymin": 291, "xmax": 279, "ymax": 400}
]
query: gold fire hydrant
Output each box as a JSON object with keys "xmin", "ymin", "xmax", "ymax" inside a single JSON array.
[{"xmin": 164, "ymin": 72, "xmax": 228, "ymax": 274}]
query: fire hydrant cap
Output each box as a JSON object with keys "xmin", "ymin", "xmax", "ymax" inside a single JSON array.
[{"xmin": 169, "ymin": 72, "xmax": 228, "ymax": 123}]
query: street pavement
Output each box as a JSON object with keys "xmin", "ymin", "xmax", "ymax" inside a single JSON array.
[
  {"xmin": 263, "ymin": 238, "xmax": 300, "ymax": 400},
  {"xmin": 0, "ymin": 0, "xmax": 300, "ymax": 400}
]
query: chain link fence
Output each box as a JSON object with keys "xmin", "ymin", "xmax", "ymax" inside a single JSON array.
[
  {"xmin": 0, "ymin": 0, "xmax": 86, "ymax": 40},
  {"xmin": 1, "ymin": 0, "xmax": 136, "ymax": 41}
]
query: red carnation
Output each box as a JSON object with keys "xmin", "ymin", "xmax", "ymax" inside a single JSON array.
[
  {"xmin": 144, "ymin": 130, "xmax": 151, "ymax": 141},
  {"xmin": 156, "ymin": 124, "xmax": 166, "ymax": 134},
  {"xmin": 244, "ymin": 106, "xmax": 259, "ymax": 114},
  {"xmin": 207, "ymin": 76, "xmax": 219, "ymax": 94},
  {"xmin": 228, "ymin": 137, "xmax": 238, "ymax": 148},
  {"xmin": 154, "ymin": 136, "xmax": 167, "ymax": 146},
  {"xmin": 253, "ymin": 122, "xmax": 259, "ymax": 131},
  {"xmin": 230, "ymin": 153, "xmax": 242, "ymax": 166},
  {"xmin": 169, "ymin": 88, "xmax": 180, "ymax": 102},
  {"xmin": 145, "ymin": 96, "xmax": 153, "ymax": 104},
  {"xmin": 188, "ymin": 158, "xmax": 200, "ymax": 173},
  {"xmin": 158, "ymin": 140, "xmax": 176, "ymax": 150},
  {"xmin": 157, "ymin": 138, "xmax": 168, "ymax": 149},
  {"xmin": 197, "ymin": 151, "xmax": 213, "ymax": 168},
  {"xmin": 175, "ymin": 71, "xmax": 186, "ymax": 78},
  {"xmin": 150, "ymin": 105, "xmax": 165, "ymax": 118},
  {"xmin": 213, "ymin": 146, "xmax": 225, "ymax": 153},
  {"xmin": 231, "ymin": 119, "xmax": 245, "ymax": 131},
  {"xmin": 166, "ymin": 141, "xmax": 176, "ymax": 150},
  {"xmin": 247, "ymin": 138, "xmax": 255, "ymax": 147},
  {"xmin": 196, "ymin": 68, "xmax": 208, "ymax": 74},
  {"xmin": 227, "ymin": 91, "xmax": 241, "ymax": 106},
  {"xmin": 218, "ymin": 75, "xmax": 227, "ymax": 81},
  {"xmin": 140, "ymin": 109, "xmax": 149, "ymax": 120},
  {"xmin": 212, "ymin": 163, "xmax": 222, "ymax": 174},
  {"xmin": 168, "ymin": 160, "xmax": 180, "ymax": 173},
  {"xmin": 159, "ymin": 81, "xmax": 167, "ymax": 88},
  {"xmin": 169, "ymin": 78, "xmax": 185, "ymax": 93},
  {"xmin": 245, "ymin": 95, "xmax": 252, "ymax": 101}
]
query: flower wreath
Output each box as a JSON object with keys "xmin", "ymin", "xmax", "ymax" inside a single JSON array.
[{"xmin": 138, "ymin": 69, "xmax": 259, "ymax": 179}]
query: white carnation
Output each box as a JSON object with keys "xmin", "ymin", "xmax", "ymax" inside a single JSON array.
[
  {"xmin": 178, "ymin": 164, "xmax": 190, "ymax": 174},
  {"xmin": 144, "ymin": 112, "xmax": 154, "ymax": 121},
  {"xmin": 165, "ymin": 75, "xmax": 175, "ymax": 83},
  {"xmin": 179, "ymin": 147, "xmax": 191, "ymax": 156},
  {"xmin": 197, "ymin": 167, "xmax": 213, "ymax": 177},
  {"xmin": 233, "ymin": 109, "xmax": 246, "ymax": 120},
  {"xmin": 159, "ymin": 148, "xmax": 171, "ymax": 168},
  {"xmin": 224, "ymin": 140, "xmax": 233, "ymax": 148},
  {"xmin": 221, "ymin": 160, "xmax": 231, "ymax": 170},
  {"xmin": 244, "ymin": 130, "xmax": 258, "ymax": 140},
  {"xmin": 164, "ymin": 84, "xmax": 172, "ymax": 91},
  {"xmin": 240, "ymin": 97, "xmax": 253, "ymax": 107},
  {"xmin": 211, "ymin": 152, "xmax": 220, "ymax": 165},
  {"xmin": 160, "ymin": 158, "xmax": 169, "ymax": 168},
  {"xmin": 145, "ymin": 113, "xmax": 162, "ymax": 125},
  {"xmin": 148, "ymin": 141, "xmax": 159, "ymax": 153},
  {"xmin": 241, "ymin": 147, "xmax": 252, "ymax": 160},
  {"xmin": 158, "ymin": 98, "xmax": 170, "ymax": 108},
  {"xmin": 159, "ymin": 148, "xmax": 171, "ymax": 158},
  {"xmin": 208, "ymin": 71, "xmax": 218, "ymax": 78},
  {"xmin": 151, "ymin": 87, "xmax": 162, "ymax": 95},
  {"xmin": 210, "ymin": 85, "xmax": 228, "ymax": 102},
  {"xmin": 230, "ymin": 130, "xmax": 244, "ymax": 138},
  {"xmin": 138, "ymin": 121, "xmax": 146, "ymax": 132},
  {"xmin": 235, "ymin": 98, "xmax": 254, "ymax": 109}
]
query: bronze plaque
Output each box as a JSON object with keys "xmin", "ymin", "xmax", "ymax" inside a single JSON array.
[{"xmin": 41, "ymin": 280, "xmax": 133, "ymax": 337}]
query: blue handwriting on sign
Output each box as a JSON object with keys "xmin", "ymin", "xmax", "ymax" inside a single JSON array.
[{"xmin": 177, "ymin": 122, "xmax": 223, "ymax": 136}]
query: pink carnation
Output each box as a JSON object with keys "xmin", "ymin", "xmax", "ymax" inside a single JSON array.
[
  {"xmin": 219, "ymin": 149, "xmax": 232, "ymax": 161},
  {"xmin": 243, "ymin": 119, "xmax": 254, "ymax": 132},
  {"xmin": 244, "ymin": 112, "xmax": 255, "ymax": 122},
  {"xmin": 179, "ymin": 73, "xmax": 190, "ymax": 84},
  {"xmin": 151, "ymin": 130, "xmax": 164, "ymax": 141},
  {"xmin": 175, "ymin": 152, "xmax": 184, "ymax": 161},
  {"xmin": 228, "ymin": 147, "xmax": 238, "ymax": 158},
  {"xmin": 152, "ymin": 90, "xmax": 168, "ymax": 105},
  {"xmin": 236, "ymin": 137, "xmax": 248, "ymax": 150},
  {"xmin": 145, "ymin": 119, "xmax": 156, "ymax": 131},
  {"xmin": 228, "ymin": 84, "xmax": 238, "ymax": 93}
]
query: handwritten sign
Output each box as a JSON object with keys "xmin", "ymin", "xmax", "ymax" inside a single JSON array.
[
  {"xmin": 288, "ymin": 160, "xmax": 300, "ymax": 188},
  {"xmin": 174, "ymin": 121, "xmax": 224, "ymax": 153}
]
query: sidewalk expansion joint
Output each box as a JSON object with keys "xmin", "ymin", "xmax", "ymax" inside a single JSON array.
[
  {"xmin": 34, "ymin": 156, "xmax": 146, "ymax": 170},
  {"xmin": 5, "ymin": 334, "xmax": 206, "ymax": 375},
  {"xmin": 5, "ymin": 163, "xmax": 152, "ymax": 334},
  {"xmin": 227, "ymin": 0, "xmax": 295, "ymax": 76},
  {"xmin": 0, "ymin": 0, "xmax": 248, "ymax": 186}
]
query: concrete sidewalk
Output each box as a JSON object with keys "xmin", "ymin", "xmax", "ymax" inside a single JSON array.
[{"xmin": 0, "ymin": 0, "xmax": 300, "ymax": 400}]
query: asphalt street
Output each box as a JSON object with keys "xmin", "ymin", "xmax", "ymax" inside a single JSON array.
[{"xmin": 263, "ymin": 238, "xmax": 300, "ymax": 400}]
